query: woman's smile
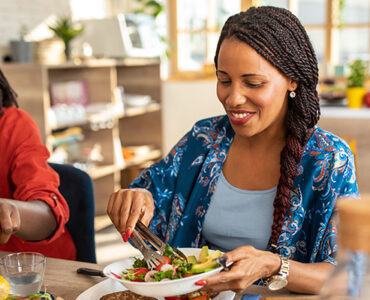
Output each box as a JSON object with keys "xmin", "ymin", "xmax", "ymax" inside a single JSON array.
[{"xmin": 228, "ymin": 109, "xmax": 255, "ymax": 125}]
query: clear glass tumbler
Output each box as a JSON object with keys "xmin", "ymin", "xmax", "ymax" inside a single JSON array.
[{"xmin": 0, "ymin": 252, "xmax": 46, "ymax": 296}]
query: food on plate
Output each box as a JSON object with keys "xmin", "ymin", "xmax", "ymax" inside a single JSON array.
[
  {"xmin": 119, "ymin": 246, "xmax": 221, "ymax": 282},
  {"xmin": 164, "ymin": 290, "xmax": 216, "ymax": 300},
  {"xmin": 190, "ymin": 247, "xmax": 222, "ymax": 274},
  {"xmin": 100, "ymin": 291, "xmax": 156, "ymax": 300},
  {"xmin": 100, "ymin": 290, "xmax": 216, "ymax": 300}
]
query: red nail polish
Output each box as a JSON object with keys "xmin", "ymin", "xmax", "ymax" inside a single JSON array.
[
  {"xmin": 194, "ymin": 280, "xmax": 206, "ymax": 286},
  {"xmin": 121, "ymin": 233, "xmax": 128, "ymax": 242},
  {"xmin": 126, "ymin": 227, "xmax": 132, "ymax": 238}
]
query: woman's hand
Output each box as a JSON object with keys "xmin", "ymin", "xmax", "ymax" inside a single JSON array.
[
  {"xmin": 200, "ymin": 246, "xmax": 281, "ymax": 293},
  {"xmin": 107, "ymin": 188, "xmax": 154, "ymax": 240},
  {"xmin": 0, "ymin": 198, "xmax": 21, "ymax": 244}
]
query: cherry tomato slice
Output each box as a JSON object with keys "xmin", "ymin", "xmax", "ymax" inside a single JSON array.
[
  {"xmin": 156, "ymin": 255, "xmax": 172, "ymax": 270},
  {"xmin": 162, "ymin": 255, "xmax": 172, "ymax": 264},
  {"xmin": 164, "ymin": 296, "xmax": 188, "ymax": 300},
  {"xmin": 134, "ymin": 267, "xmax": 149, "ymax": 276}
]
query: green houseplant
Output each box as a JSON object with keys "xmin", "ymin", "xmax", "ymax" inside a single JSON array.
[
  {"xmin": 134, "ymin": 0, "xmax": 164, "ymax": 17},
  {"xmin": 346, "ymin": 59, "xmax": 367, "ymax": 109},
  {"xmin": 48, "ymin": 17, "xmax": 84, "ymax": 60}
]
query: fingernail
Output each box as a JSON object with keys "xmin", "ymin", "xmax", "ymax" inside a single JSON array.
[
  {"xmin": 194, "ymin": 280, "xmax": 206, "ymax": 286},
  {"xmin": 126, "ymin": 227, "xmax": 132, "ymax": 238},
  {"xmin": 121, "ymin": 233, "xmax": 128, "ymax": 242}
]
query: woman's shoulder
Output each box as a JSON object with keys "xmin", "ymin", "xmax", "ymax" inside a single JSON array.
[
  {"xmin": 192, "ymin": 115, "xmax": 232, "ymax": 135},
  {"xmin": 188, "ymin": 115, "xmax": 233, "ymax": 145},
  {"xmin": 192, "ymin": 114, "xmax": 228, "ymax": 128},
  {"xmin": 1, "ymin": 106, "xmax": 37, "ymax": 127},
  {"xmin": 306, "ymin": 126, "xmax": 354, "ymax": 156},
  {"xmin": 1, "ymin": 106, "xmax": 41, "ymax": 141}
]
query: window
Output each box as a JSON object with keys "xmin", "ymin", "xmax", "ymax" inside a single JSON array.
[
  {"xmin": 333, "ymin": 0, "xmax": 370, "ymax": 73},
  {"xmin": 168, "ymin": 0, "xmax": 241, "ymax": 76},
  {"xmin": 168, "ymin": 0, "xmax": 370, "ymax": 78}
]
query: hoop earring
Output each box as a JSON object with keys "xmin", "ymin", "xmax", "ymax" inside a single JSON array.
[{"xmin": 289, "ymin": 91, "xmax": 296, "ymax": 98}]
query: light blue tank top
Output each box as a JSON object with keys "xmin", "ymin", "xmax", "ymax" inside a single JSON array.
[{"xmin": 202, "ymin": 171, "xmax": 276, "ymax": 252}]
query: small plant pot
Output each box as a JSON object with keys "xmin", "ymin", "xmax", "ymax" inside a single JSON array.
[
  {"xmin": 346, "ymin": 87, "xmax": 367, "ymax": 109},
  {"xmin": 10, "ymin": 40, "xmax": 34, "ymax": 62}
]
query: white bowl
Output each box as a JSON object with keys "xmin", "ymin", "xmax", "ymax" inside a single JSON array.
[{"xmin": 103, "ymin": 248, "xmax": 223, "ymax": 297}]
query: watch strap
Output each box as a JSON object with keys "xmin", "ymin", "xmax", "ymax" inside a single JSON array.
[
  {"xmin": 278, "ymin": 255, "xmax": 289, "ymax": 278},
  {"xmin": 263, "ymin": 254, "xmax": 290, "ymax": 289}
]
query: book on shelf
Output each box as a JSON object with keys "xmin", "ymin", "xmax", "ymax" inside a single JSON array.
[{"xmin": 50, "ymin": 80, "xmax": 88, "ymax": 107}]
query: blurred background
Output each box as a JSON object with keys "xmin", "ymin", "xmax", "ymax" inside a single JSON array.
[{"xmin": 0, "ymin": 0, "xmax": 369, "ymax": 265}]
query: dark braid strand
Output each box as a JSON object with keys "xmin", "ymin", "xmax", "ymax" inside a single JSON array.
[
  {"xmin": 214, "ymin": 6, "xmax": 320, "ymax": 245},
  {"xmin": 0, "ymin": 69, "xmax": 18, "ymax": 116}
]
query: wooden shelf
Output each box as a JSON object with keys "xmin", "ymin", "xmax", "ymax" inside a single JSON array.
[
  {"xmin": 86, "ymin": 164, "xmax": 122, "ymax": 180},
  {"xmin": 123, "ymin": 102, "xmax": 161, "ymax": 117},
  {"xmin": 2, "ymin": 60, "xmax": 162, "ymax": 217},
  {"xmin": 50, "ymin": 120, "xmax": 89, "ymax": 131},
  {"xmin": 123, "ymin": 149, "xmax": 162, "ymax": 169},
  {"xmin": 50, "ymin": 103, "xmax": 161, "ymax": 131}
]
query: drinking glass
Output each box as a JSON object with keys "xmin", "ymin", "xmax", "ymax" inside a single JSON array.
[{"xmin": 0, "ymin": 252, "xmax": 46, "ymax": 296}]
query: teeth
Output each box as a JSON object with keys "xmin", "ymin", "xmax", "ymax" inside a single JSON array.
[{"xmin": 231, "ymin": 112, "xmax": 249, "ymax": 119}]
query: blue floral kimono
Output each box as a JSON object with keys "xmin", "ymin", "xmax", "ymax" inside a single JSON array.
[{"xmin": 130, "ymin": 115, "xmax": 359, "ymax": 264}]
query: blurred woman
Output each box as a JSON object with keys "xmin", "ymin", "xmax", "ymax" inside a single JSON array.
[{"xmin": 0, "ymin": 69, "xmax": 76, "ymax": 260}]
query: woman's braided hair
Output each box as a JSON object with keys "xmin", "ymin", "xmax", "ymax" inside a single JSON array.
[
  {"xmin": 214, "ymin": 6, "xmax": 320, "ymax": 246},
  {"xmin": 0, "ymin": 69, "xmax": 18, "ymax": 116}
]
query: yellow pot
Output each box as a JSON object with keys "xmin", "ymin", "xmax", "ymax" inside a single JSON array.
[{"xmin": 346, "ymin": 87, "xmax": 367, "ymax": 109}]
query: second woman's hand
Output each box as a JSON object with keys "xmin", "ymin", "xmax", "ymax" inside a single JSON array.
[
  {"xmin": 107, "ymin": 188, "xmax": 154, "ymax": 241},
  {"xmin": 198, "ymin": 245, "xmax": 281, "ymax": 293},
  {"xmin": 0, "ymin": 198, "xmax": 20, "ymax": 244}
]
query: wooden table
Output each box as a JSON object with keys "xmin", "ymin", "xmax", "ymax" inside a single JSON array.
[{"xmin": 0, "ymin": 252, "xmax": 317, "ymax": 300}]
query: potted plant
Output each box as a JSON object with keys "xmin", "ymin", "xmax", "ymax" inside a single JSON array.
[
  {"xmin": 346, "ymin": 59, "xmax": 367, "ymax": 109},
  {"xmin": 48, "ymin": 17, "xmax": 84, "ymax": 60},
  {"xmin": 10, "ymin": 25, "xmax": 34, "ymax": 63}
]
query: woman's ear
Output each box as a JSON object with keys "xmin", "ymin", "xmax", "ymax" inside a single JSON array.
[{"xmin": 288, "ymin": 80, "xmax": 298, "ymax": 91}]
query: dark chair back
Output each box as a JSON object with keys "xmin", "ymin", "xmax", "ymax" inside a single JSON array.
[{"xmin": 49, "ymin": 163, "xmax": 97, "ymax": 263}]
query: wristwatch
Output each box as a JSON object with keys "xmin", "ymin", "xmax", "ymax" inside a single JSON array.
[{"xmin": 265, "ymin": 255, "xmax": 290, "ymax": 291}]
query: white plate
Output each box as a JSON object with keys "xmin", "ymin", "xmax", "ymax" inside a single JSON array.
[{"xmin": 76, "ymin": 278, "xmax": 236, "ymax": 300}]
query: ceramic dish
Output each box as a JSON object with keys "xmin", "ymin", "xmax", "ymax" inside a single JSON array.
[{"xmin": 102, "ymin": 248, "xmax": 223, "ymax": 298}]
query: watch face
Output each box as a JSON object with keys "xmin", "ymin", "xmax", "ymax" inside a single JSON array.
[{"xmin": 268, "ymin": 277, "xmax": 288, "ymax": 291}]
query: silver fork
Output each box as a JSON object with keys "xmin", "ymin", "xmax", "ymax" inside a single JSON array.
[
  {"xmin": 130, "ymin": 229, "xmax": 165, "ymax": 269},
  {"xmin": 135, "ymin": 220, "xmax": 188, "ymax": 262}
]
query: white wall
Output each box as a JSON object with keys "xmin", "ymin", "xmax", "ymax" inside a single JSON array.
[
  {"xmin": 161, "ymin": 79, "xmax": 225, "ymax": 154},
  {"xmin": 0, "ymin": 0, "xmax": 139, "ymax": 60},
  {"xmin": 0, "ymin": 0, "xmax": 71, "ymax": 59}
]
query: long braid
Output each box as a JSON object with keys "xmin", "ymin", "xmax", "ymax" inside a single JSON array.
[
  {"xmin": 0, "ymin": 69, "xmax": 18, "ymax": 116},
  {"xmin": 214, "ymin": 6, "xmax": 320, "ymax": 245}
]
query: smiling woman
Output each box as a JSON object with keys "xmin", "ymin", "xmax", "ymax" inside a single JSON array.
[{"xmin": 107, "ymin": 6, "xmax": 359, "ymax": 297}]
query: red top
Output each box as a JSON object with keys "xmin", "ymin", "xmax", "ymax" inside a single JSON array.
[{"xmin": 0, "ymin": 106, "xmax": 76, "ymax": 260}]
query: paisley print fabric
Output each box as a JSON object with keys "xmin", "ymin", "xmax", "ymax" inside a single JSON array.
[{"xmin": 130, "ymin": 115, "xmax": 359, "ymax": 264}]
